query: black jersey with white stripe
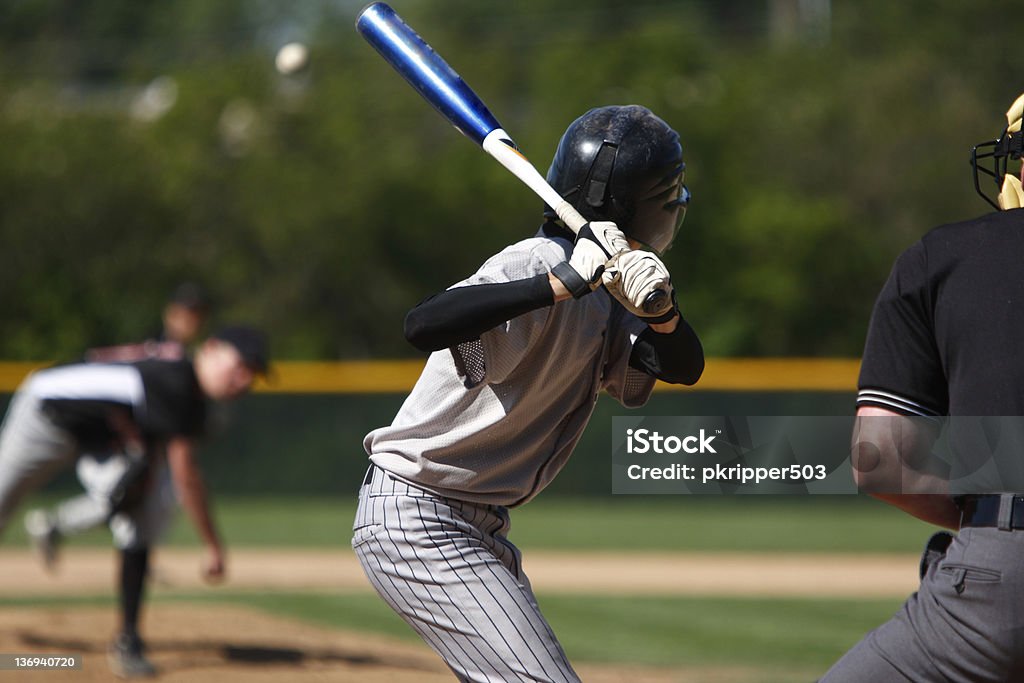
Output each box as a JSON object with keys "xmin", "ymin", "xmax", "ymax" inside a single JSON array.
[
  {"xmin": 858, "ymin": 208, "xmax": 1024, "ymax": 416},
  {"xmin": 27, "ymin": 359, "xmax": 206, "ymax": 449}
]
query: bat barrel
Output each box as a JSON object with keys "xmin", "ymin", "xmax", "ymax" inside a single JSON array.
[{"xmin": 356, "ymin": 3, "xmax": 501, "ymax": 146}]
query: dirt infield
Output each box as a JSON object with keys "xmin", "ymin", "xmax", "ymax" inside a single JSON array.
[
  {"xmin": 0, "ymin": 547, "xmax": 921, "ymax": 598},
  {"xmin": 0, "ymin": 603, "xmax": 800, "ymax": 683}
]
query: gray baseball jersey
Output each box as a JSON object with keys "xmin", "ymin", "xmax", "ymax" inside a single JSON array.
[{"xmin": 364, "ymin": 232, "xmax": 655, "ymax": 507}]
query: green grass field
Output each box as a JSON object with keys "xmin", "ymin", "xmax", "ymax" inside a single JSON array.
[
  {"xmin": 6, "ymin": 493, "xmax": 935, "ymax": 552},
  {"xmin": 221, "ymin": 591, "xmax": 898, "ymax": 671}
]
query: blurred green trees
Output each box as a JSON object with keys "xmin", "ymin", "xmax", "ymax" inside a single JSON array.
[{"xmin": 0, "ymin": 0, "xmax": 1018, "ymax": 359}]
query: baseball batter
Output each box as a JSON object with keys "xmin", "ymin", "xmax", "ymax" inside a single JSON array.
[
  {"xmin": 820, "ymin": 93, "xmax": 1024, "ymax": 681},
  {"xmin": 353, "ymin": 105, "xmax": 704, "ymax": 682},
  {"xmin": 0, "ymin": 325, "xmax": 268, "ymax": 677}
]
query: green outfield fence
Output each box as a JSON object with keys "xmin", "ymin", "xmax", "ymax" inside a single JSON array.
[{"xmin": 0, "ymin": 359, "xmax": 860, "ymax": 495}]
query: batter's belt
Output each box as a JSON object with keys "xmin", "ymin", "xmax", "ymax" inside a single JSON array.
[{"xmin": 958, "ymin": 493, "xmax": 1024, "ymax": 530}]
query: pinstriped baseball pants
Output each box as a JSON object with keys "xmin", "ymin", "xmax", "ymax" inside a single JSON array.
[{"xmin": 352, "ymin": 465, "xmax": 580, "ymax": 683}]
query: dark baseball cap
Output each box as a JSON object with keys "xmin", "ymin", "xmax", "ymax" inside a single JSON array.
[
  {"xmin": 212, "ymin": 325, "xmax": 270, "ymax": 375},
  {"xmin": 169, "ymin": 282, "xmax": 211, "ymax": 312}
]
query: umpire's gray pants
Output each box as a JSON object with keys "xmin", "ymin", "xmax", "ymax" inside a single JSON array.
[
  {"xmin": 820, "ymin": 526, "xmax": 1024, "ymax": 682},
  {"xmin": 352, "ymin": 465, "xmax": 580, "ymax": 683},
  {"xmin": 0, "ymin": 392, "xmax": 77, "ymax": 533}
]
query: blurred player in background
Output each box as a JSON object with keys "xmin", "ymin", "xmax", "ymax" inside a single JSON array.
[
  {"xmin": 353, "ymin": 105, "xmax": 704, "ymax": 682},
  {"xmin": 0, "ymin": 325, "xmax": 268, "ymax": 678},
  {"xmin": 86, "ymin": 282, "xmax": 211, "ymax": 363},
  {"xmin": 820, "ymin": 93, "xmax": 1024, "ymax": 681},
  {"xmin": 25, "ymin": 281, "xmax": 213, "ymax": 569}
]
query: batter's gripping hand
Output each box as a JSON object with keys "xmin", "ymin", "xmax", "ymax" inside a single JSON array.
[
  {"xmin": 603, "ymin": 250, "xmax": 677, "ymax": 322},
  {"xmin": 552, "ymin": 221, "xmax": 630, "ymax": 298}
]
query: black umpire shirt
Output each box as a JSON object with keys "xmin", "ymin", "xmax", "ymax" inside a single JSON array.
[
  {"xmin": 857, "ymin": 208, "xmax": 1024, "ymax": 417},
  {"xmin": 34, "ymin": 359, "xmax": 207, "ymax": 451}
]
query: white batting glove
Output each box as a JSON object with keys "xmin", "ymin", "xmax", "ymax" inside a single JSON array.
[
  {"xmin": 551, "ymin": 221, "xmax": 630, "ymax": 298},
  {"xmin": 602, "ymin": 250, "xmax": 677, "ymax": 322}
]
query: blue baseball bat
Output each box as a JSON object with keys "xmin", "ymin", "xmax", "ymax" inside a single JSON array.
[
  {"xmin": 355, "ymin": 2, "xmax": 587, "ymax": 230},
  {"xmin": 355, "ymin": 3, "xmax": 669, "ymax": 314}
]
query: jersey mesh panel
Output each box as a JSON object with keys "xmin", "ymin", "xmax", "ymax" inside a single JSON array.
[
  {"xmin": 452, "ymin": 340, "xmax": 486, "ymax": 388},
  {"xmin": 623, "ymin": 366, "xmax": 654, "ymax": 402}
]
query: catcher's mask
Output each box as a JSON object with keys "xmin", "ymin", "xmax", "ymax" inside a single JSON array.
[
  {"xmin": 544, "ymin": 105, "xmax": 689, "ymax": 254},
  {"xmin": 971, "ymin": 93, "xmax": 1024, "ymax": 210}
]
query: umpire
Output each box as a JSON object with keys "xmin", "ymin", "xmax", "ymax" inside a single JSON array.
[{"xmin": 820, "ymin": 93, "xmax": 1024, "ymax": 681}]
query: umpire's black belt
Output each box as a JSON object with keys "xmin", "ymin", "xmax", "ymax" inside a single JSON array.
[{"xmin": 958, "ymin": 494, "xmax": 1024, "ymax": 530}]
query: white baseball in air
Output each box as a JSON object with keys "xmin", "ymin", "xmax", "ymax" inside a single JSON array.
[{"xmin": 275, "ymin": 42, "xmax": 309, "ymax": 75}]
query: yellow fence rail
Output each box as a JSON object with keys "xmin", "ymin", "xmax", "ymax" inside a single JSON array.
[{"xmin": 0, "ymin": 358, "xmax": 860, "ymax": 394}]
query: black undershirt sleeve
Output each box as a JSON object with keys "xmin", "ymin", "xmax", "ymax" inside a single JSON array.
[
  {"xmin": 404, "ymin": 273, "xmax": 555, "ymax": 352},
  {"xmin": 629, "ymin": 317, "xmax": 704, "ymax": 385}
]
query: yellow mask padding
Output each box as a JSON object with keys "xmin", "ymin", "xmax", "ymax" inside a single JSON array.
[{"xmin": 998, "ymin": 174, "xmax": 1024, "ymax": 210}]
